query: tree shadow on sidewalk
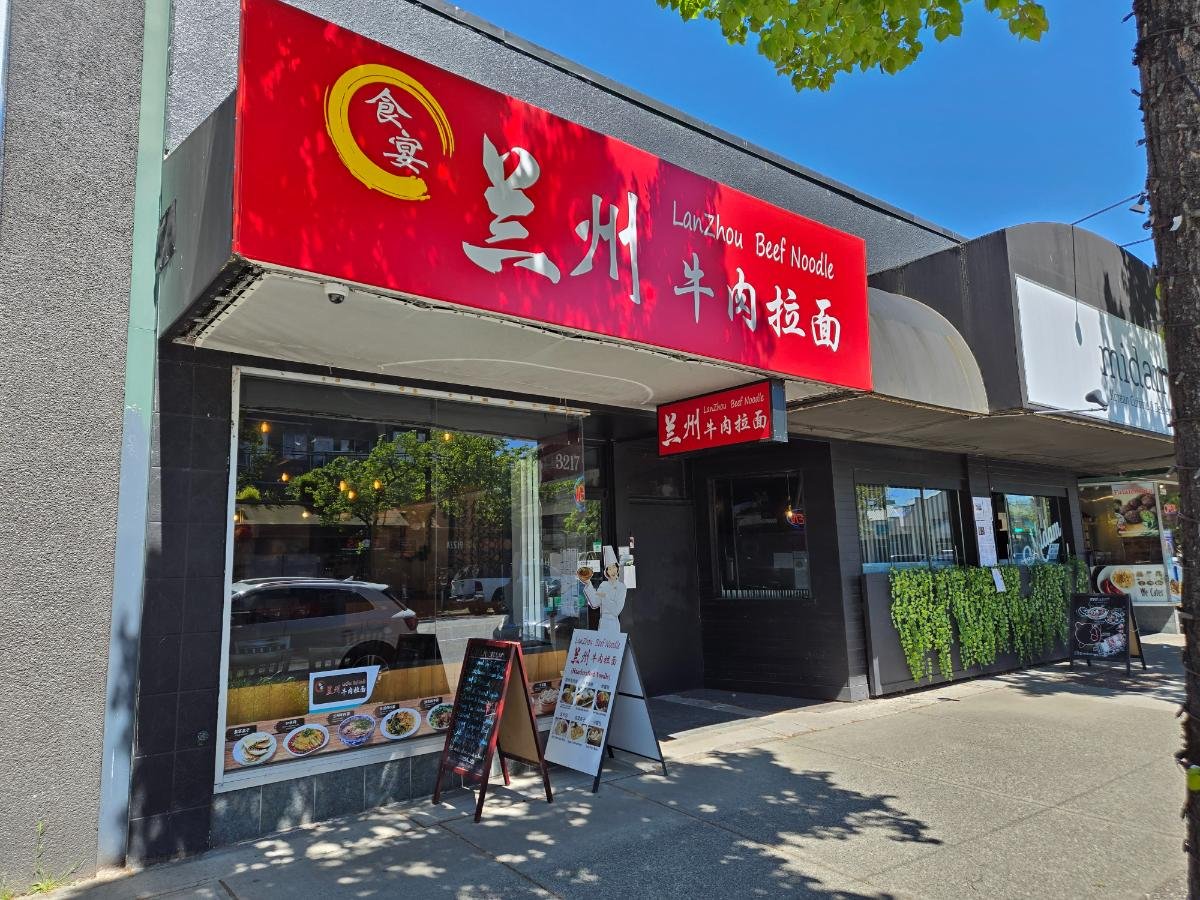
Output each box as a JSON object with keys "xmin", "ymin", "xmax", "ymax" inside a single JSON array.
[
  {"xmin": 991, "ymin": 638, "xmax": 1183, "ymax": 707},
  {"xmin": 55, "ymin": 746, "xmax": 938, "ymax": 899}
]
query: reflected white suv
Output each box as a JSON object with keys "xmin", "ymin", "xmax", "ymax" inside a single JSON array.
[{"xmin": 229, "ymin": 577, "xmax": 422, "ymax": 675}]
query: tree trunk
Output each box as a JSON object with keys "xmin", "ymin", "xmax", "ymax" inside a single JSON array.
[{"xmin": 1133, "ymin": 1, "xmax": 1200, "ymax": 892}]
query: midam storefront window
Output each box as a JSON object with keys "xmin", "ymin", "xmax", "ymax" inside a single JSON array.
[
  {"xmin": 219, "ymin": 372, "xmax": 603, "ymax": 780},
  {"xmin": 857, "ymin": 485, "xmax": 964, "ymax": 572},
  {"xmin": 992, "ymin": 493, "xmax": 1066, "ymax": 565}
]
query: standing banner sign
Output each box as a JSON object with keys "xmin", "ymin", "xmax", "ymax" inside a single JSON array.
[
  {"xmin": 431, "ymin": 639, "xmax": 553, "ymax": 821},
  {"xmin": 1068, "ymin": 593, "xmax": 1147, "ymax": 676},
  {"xmin": 544, "ymin": 630, "xmax": 666, "ymax": 792}
]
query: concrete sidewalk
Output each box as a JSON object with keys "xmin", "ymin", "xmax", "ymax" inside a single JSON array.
[{"xmin": 51, "ymin": 637, "xmax": 1187, "ymax": 899}]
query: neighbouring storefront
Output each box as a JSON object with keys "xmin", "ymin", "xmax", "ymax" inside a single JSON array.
[
  {"xmin": 1079, "ymin": 478, "xmax": 1181, "ymax": 632},
  {"xmin": 124, "ymin": 0, "xmax": 1176, "ymax": 866}
]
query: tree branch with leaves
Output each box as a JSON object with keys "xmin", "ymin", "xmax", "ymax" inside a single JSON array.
[{"xmin": 656, "ymin": 0, "xmax": 1048, "ymax": 89}]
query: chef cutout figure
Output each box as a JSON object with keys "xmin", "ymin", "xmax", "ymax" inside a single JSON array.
[{"xmin": 581, "ymin": 545, "xmax": 626, "ymax": 634}]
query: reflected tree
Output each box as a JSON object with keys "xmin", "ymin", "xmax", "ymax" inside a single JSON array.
[
  {"xmin": 430, "ymin": 433, "xmax": 525, "ymax": 572},
  {"xmin": 288, "ymin": 432, "xmax": 428, "ymax": 575},
  {"xmin": 237, "ymin": 420, "xmax": 281, "ymax": 502}
]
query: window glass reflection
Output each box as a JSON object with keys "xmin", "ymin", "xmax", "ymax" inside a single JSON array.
[
  {"xmin": 857, "ymin": 484, "xmax": 964, "ymax": 572},
  {"xmin": 224, "ymin": 380, "xmax": 602, "ymax": 774},
  {"xmin": 996, "ymin": 493, "xmax": 1064, "ymax": 565}
]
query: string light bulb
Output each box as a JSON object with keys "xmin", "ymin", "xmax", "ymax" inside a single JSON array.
[
  {"xmin": 259, "ymin": 421, "xmax": 270, "ymax": 434},
  {"xmin": 301, "ymin": 510, "xmax": 310, "ymax": 519},
  {"xmin": 347, "ymin": 489, "xmax": 357, "ymax": 500},
  {"xmin": 441, "ymin": 432, "xmax": 452, "ymax": 442},
  {"xmin": 338, "ymin": 480, "xmax": 348, "ymax": 492},
  {"xmin": 280, "ymin": 472, "xmax": 290, "ymax": 483},
  {"xmin": 373, "ymin": 479, "xmax": 382, "ymax": 490}
]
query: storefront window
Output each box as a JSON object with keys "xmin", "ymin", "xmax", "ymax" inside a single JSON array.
[
  {"xmin": 857, "ymin": 484, "xmax": 963, "ymax": 573},
  {"xmin": 713, "ymin": 473, "xmax": 810, "ymax": 599},
  {"xmin": 1080, "ymin": 482, "xmax": 1162, "ymax": 567},
  {"xmin": 994, "ymin": 493, "xmax": 1064, "ymax": 565},
  {"xmin": 222, "ymin": 375, "xmax": 602, "ymax": 776},
  {"xmin": 1079, "ymin": 480, "xmax": 1177, "ymax": 604}
]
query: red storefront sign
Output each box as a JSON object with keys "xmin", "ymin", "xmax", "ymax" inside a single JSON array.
[
  {"xmin": 658, "ymin": 380, "xmax": 786, "ymax": 456},
  {"xmin": 234, "ymin": 0, "xmax": 871, "ymax": 390}
]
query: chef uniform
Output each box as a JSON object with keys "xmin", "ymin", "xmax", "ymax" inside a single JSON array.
[{"xmin": 582, "ymin": 546, "xmax": 626, "ymax": 634}]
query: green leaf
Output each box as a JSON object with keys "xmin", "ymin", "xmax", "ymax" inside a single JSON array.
[{"xmin": 660, "ymin": 0, "xmax": 1048, "ymax": 92}]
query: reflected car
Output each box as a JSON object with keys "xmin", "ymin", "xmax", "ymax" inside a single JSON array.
[
  {"xmin": 447, "ymin": 565, "xmax": 559, "ymax": 616},
  {"xmin": 229, "ymin": 577, "xmax": 424, "ymax": 676}
]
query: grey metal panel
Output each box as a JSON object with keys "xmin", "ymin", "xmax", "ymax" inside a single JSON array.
[
  {"xmin": 157, "ymin": 94, "xmax": 236, "ymax": 336},
  {"xmin": 867, "ymin": 288, "xmax": 988, "ymax": 413},
  {"xmin": 876, "ymin": 223, "xmax": 1160, "ymax": 421},
  {"xmin": 1003, "ymin": 222, "xmax": 1077, "ymax": 302},
  {"xmin": 1009, "ymin": 223, "xmax": 1158, "ymax": 329},
  {"xmin": 960, "ymin": 230, "xmax": 1024, "ymax": 411},
  {"xmin": 0, "ymin": 0, "xmax": 143, "ymax": 885},
  {"xmin": 167, "ymin": 0, "xmax": 960, "ymax": 273},
  {"xmin": 880, "ymin": 228, "xmax": 1019, "ymax": 412}
]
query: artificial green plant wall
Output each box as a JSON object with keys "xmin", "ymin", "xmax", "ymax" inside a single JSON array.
[{"xmin": 889, "ymin": 562, "xmax": 1076, "ymax": 684}]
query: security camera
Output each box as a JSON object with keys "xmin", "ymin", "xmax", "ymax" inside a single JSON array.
[{"xmin": 323, "ymin": 282, "xmax": 347, "ymax": 305}]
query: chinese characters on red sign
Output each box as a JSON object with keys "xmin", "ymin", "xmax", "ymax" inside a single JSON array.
[
  {"xmin": 657, "ymin": 380, "xmax": 785, "ymax": 456},
  {"xmin": 234, "ymin": 0, "xmax": 871, "ymax": 390}
]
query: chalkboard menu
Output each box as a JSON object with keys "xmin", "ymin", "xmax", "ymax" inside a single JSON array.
[
  {"xmin": 444, "ymin": 646, "xmax": 509, "ymax": 778},
  {"xmin": 431, "ymin": 639, "xmax": 553, "ymax": 822},
  {"xmin": 1069, "ymin": 593, "xmax": 1147, "ymax": 675}
]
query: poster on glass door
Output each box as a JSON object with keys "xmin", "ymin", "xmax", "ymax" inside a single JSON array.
[{"xmin": 972, "ymin": 497, "xmax": 998, "ymax": 566}]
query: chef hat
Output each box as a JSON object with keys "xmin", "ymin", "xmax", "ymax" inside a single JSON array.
[{"xmin": 602, "ymin": 545, "xmax": 618, "ymax": 568}]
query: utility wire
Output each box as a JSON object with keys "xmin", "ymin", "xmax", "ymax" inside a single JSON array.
[{"xmin": 1071, "ymin": 191, "xmax": 1144, "ymax": 226}]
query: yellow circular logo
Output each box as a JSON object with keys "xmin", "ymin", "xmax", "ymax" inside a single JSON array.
[{"xmin": 324, "ymin": 64, "xmax": 454, "ymax": 201}]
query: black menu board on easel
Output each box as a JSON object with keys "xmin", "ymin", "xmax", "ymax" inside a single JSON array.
[
  {"xmin": 432, "ymin": 639, "xmax": 553, "ymax": 821},
  {"xmin": 1068, "ymin": 593, "xmax": 1147, "ymax": 675}
]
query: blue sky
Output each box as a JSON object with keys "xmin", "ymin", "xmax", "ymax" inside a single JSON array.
[{"xmin": 453, "ymin": 0, "xmax": 1153, "ymax": 264}]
